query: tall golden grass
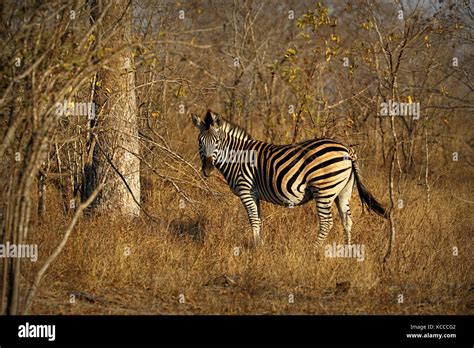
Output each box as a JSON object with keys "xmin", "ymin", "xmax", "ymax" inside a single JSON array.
[{"xmin": 24, "ymin": 122, "xmax": 472, "ymax": 315}]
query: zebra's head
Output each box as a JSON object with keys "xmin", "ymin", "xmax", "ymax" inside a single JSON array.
[{"xmin": 192, "ymin": 110, "xmax": 223, "ymax": 177}]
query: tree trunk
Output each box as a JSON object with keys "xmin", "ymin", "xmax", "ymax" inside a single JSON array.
[{"xmin": 82, "ymin": 0, "xmax": 140, "ymax": 218}]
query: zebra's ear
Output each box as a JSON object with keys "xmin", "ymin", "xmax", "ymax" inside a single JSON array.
[
  {"xmin": 204, "ymin": 110, "xmax": 222, "ymax": 128},
  {"xmin": 212, "ymin": 113, "xmax": 222, "ymax": 127},
  {"xmin": 191, "ymin": 114, "xmax": 203, "ymax": 128}
]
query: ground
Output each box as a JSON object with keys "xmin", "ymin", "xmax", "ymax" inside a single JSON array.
[{"xmin": 25, "ymin": 163, "xmax": 473, "ymax": 315}]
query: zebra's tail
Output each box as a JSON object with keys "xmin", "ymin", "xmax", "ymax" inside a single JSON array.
[{"xmin": 350, "ymin": 151, "xmax": 388, "ymax": 219}]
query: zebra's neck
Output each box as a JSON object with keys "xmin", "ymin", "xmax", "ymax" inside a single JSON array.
[
  {"xmin": 220, "ymin": 120, "xmax": 251, "ymax": 141},
  {"xmin": 214, "ymin": 121, "xmax": 252, "ymax": 186}
]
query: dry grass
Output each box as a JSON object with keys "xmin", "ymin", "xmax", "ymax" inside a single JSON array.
[{"xmin": 24, "ymin": 148, "xmax": 473, "ymax": 314}]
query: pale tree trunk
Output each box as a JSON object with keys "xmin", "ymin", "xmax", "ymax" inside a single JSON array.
[{"xmin": 82, "ymin": 0, "xmax": 140, "ymax": 217}]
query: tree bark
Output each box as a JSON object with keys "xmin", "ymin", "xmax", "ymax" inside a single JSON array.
[{"xmin": 82, "ymin": 0, "xmax": 140, "ymax": 218}]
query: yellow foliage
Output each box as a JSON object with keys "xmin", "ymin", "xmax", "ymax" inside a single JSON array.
[
  {"xmin": 298, "ymin": 32, "xmax": 310, "ymax": 40},
  {"xmin": 361, "ymin": 20, "xmax": 373, "ymax": 30},
  {"xmin": 325, "ymin": 47, "xmax": 332, "ymax": 61},
  {"xmin": 175, "ymin": 86, "xmax": 186, "ymax": 98},
  {"xmin": 284, "ymin": 48, "xmax": 297, "ymax": 60}
]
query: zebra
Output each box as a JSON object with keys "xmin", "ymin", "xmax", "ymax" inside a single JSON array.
[{"xmin": 192, "ymin": 110, "xmax": 387, "ymax": 247}]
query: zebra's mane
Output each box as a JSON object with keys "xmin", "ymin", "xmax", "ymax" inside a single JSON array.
[{"xmin": 221, "ymin": 118, "xmax": 252, "ymax": 140}]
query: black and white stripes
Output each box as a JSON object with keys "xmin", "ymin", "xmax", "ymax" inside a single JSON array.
[{"xmin": 192, "ymin": 110, "xmax": 387, "ymax": 246}]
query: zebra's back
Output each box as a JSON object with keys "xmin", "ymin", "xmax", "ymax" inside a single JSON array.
[{"xmin": 245, "ymin": 139, "xmax": 353, "ymax": 206}]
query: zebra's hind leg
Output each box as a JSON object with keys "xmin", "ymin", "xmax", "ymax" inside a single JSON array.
[
  {"xmin": 313, "ymin": 192, "xmax": 336, "ymax": 248},
  {"xmin": 336, "ymin": 175, "xmax": 354, "ymax": 245},
  {"xmin": 239, "ymin": 191, "xmax": 262, "ymax": 246}
]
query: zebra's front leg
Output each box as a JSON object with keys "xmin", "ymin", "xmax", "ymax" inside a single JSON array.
[{"xmin": 239, "ymin": 191, "xmax": 262, "ymax": 246}]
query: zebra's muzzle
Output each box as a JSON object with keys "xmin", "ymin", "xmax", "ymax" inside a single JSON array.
[{"xmin": 202, "ymin": 156, "xmax": 215, "ymax": 177}]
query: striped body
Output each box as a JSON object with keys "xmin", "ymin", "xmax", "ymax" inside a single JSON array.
[
  {"xmin": 220, "ymin": 138, "xmax": 353, "ymax": 207},
  {"xmin": 192, "ymin": 110, "xmax": 387, "ymax": 246}
]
